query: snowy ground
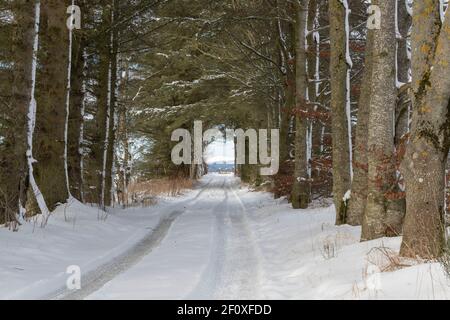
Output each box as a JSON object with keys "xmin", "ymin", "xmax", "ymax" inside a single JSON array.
[{"xmin": 1, "ymin": 173, "xmax": 450, "ymax": 300}]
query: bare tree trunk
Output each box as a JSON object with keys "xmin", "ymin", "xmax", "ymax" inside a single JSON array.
[
  {"xmin": 361, "ymin": 0, "xmax": 397, "ymax": 240},
  {"xmin": 104, "ymin": 3, "xmax": 119, "ymax": 207},
  {"xmin": 347, "ymin": 31, "xmax": 375, "ymax": 227},
  {"xmin": 68, "ymin": 1, "xmax": 86, "ymax": 201},
  {"xmin": 0, "ymin": 0, "xmax": 35, "ymax": 224},
  {"xmin": 306, "ymin": 0, "xmax": 317, "ymax": 188},
  {"xmin": 91, "ymin": 2, "xmax": 113, "ymax": 208},
  {"xmin": 395, "ymin": 0, "xmax": 412, "ymax": 145},
  {"xmin": 291, "ymin": 0, "xmax": 310, "ymax": 209},
  {"xmin": 117, "ymin": 60, "xmax": 130, "ymax": 208},
  {"xmin": 276, "ymin": 3, "xmax": 294, "ymax": 168},
  {"xmin": 34, "ymin": 0, "xmax": 69, "ymax": 211},
  {"xmin": 400, "ymin": 5, "xmax": 450, "ymax": 259},
  {"xmin": 329, "ymin": 0, "xmax": 352, "ymax": 224}
]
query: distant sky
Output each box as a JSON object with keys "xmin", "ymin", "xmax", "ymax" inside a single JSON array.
[{"xmin": 204, "ymin": 135, "xmax": 235, "ymax": 164}]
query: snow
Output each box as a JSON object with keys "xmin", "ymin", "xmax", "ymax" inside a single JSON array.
[
  {"xmin": 395, "ymin": 0, "xmax": 402, "ymax": 40},
  {"xmin": 307, "ymin": 123, "xmax": 312, "ymax": 178},
  {"xmin": 1, "ymin": 174, "xmax": 450, "ymax": 300},
  {"xmin": 441, "ymin": 0, "xmax": 449, "ymax": 23},
  {"xmin": 343, "ymin": 189, "xmax": 351, "ymax": 201},
  {"xmin": 339, "ymin": 0, "xmax": 353, "ymax": 180},
  {"xmin": 339, "ymin": 0, "xmax": 353, "ymax": 68},
  {"xmin": 0, "ymin": 191, "xmax": 198, "ymax": 299},
  {"xmin": 345, "ymin": 67, "xmax": 353, "ymax": 180},
  {"xmin": 405, "ymin": 0, "xmax": 413, "ymax": 16},
  {"xmin": 64, "ymin": 0, "xmax": 75, "ymax": 197}
]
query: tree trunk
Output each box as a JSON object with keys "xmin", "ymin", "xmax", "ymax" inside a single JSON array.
[
  {"xmin": 67, "ymin": 1, "xmax": 86, "ymax": 201},
  {"xmin": 90, "ymin": 2, "xmax": 113, "ymax": 208},
  {"xmin": 0, "ymin": 0, "xmax": 35, "ymax": 224},
  {"xmin": 347, "ymin": 31, "xmax": 375, "ymax": 226},
  {"xmin": 329, "ymin": 0, "xmax": 352, "ymax": 224},
  {"xmin": 34, "ymin": 0, "xmax": 69, "ymax": 211},
  {"xmin": 395, "ymin": 0, "xmax": 412, "ymax": 145},
  {"xmin": 104, "ymin": 4, "xmax": 119, "ymax": 207},
  {"xmin": 400, "ymin": 4, "xmax": 450, "ymax": 259},
  {"xmin": 361, "ymin": 0, "xmax": 397, "ymax": 240},
  {"xmin": 117, "ymin": 60, "xmax": 130, "ymax": 208},
  {"xmin": 291, "ymin": 0, "xmax": 310, "ymax": 209}
]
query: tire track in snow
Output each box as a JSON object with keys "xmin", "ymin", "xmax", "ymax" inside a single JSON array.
[
  {"xmin": 50, "ymin": 209, "xmax": 183, "ymax": 300},
  {"xmin": 186, "ymin": 181, "xmax": 229, "ymax": 299},
  {"xmin": 46, "ymin": 176, "xmax": 216, "ymax": 300},
  {"xmin": 187, "ymin": 177, "xmax": 263, "ymax": 299},
  {"xmin": 215, "ymin": 180, "xmax": 263, "ymax": 299}
]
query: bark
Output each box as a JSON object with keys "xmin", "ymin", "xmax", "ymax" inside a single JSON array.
[
  {"xmin": 400, "ymin": 4, "xmax": 450, "ymax": 259},
  {"xmin": 306, "ymin": 0, "xmax": 317, "ymax": 182},
  {"xmin": 104, "ymin": 5, "xmax": 119, "ymax": 207},
  {"xmin": 278, "ymin": 18, "xmax": 295, "ymax": 166},
  {"xmin": 0, "ymin": 0, "xmax": 34, "ymax": 224},
  {"xmin": 395, "ymin": 0, "xmax": 412, "ymax": 144},
  {"xmin": 117, "ymin": 61, "xmax": 130, "ymax": 207},
  {"xmin": 329, "ymin": 0, "xmax": 352, "ymax": 224},
  {"xmin": 291, "ymin": 0, "xmax": 311, "ymax": 209},
  {"xmin": 91, "ymin": 3, "xmax": 113, "ymax": 207},
  {"xmin": 361, "ymin": 0, "xmax": 398, "ymax": 240},
  {"xmin": 347, "ymin": 30, "xmax": 374, "ymax": 227},
  {"xmin": 33, "ymin": 0, "xmax": 69, "ymax": 211},
  {"xmin": 67, "ymin": 1, "xmax": 86, "ymax": 201}
]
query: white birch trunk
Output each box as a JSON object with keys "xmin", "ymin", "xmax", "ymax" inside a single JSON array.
[{"xmin": 26, "ymin": 0, "xmax": 51, "ymax": 220}]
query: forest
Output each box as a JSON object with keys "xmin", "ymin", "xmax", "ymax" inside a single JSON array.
[{"xmin": 0, "ymin": 0, "xmax": 449, "ymax": 300}]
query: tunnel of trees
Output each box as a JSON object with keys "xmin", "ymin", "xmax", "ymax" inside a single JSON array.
[{"xmin": 0, "ymin": 0, "xmax": 449, "ymax": 260}]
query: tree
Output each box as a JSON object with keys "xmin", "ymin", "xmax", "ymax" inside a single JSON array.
[
  {"xmin": 67, "ymin": 0, "xmax": 87, "ymax": 201},
  {"xmin": 291, "ymin": 0, "xmax": 311, "ymax": 209},
  {"xmin": 361, "ymin": 0, "xmax": 399, "ymax": 240},
  {"xmin": 0, "ymin": 0, "xmax": 36, "ymax": 225},
  {"xmin": 329, "ymin": 0, "xmax": 352, "ymax": 224},
  {"xmin": 31, "ymin": 0, "xmax": 71, "ymax": 211},
  {"xmin": 400, "ymin": 3, "xmax": 450, "ymax": 259}
]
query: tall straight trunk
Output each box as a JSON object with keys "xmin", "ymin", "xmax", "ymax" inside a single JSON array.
[
  {"xmin": 275, "ymin": 2, "xmax": 290, "ymax": 167},
  {"xmin": 104, "ymin": 4, "xmax": 119, "ymax": 207},
  {"xmin": 1, "ymin": 0, "xmax": 35, "ymax": 224},
  {"xmin": 361, "ymin": 0, "xmax": 398, "ymax": 240},
  {"xmin": 395, "ymin": 0, "xmax": 412, "ymax": 144},
  {"xmin": 309, "ymin": 0, "xmax": 323, "ymax": 162},
  {"xmin": 400, "ymin": 4, "xmax": 450, "ymax": 259},
  {"xmin": 291, "ymin": 0, "xmax": 310, "ymax": 209},
  {"xmin": 396, "ymin": 0, "xmax": 411, "ymax": 86},
  {"xmin": 92, "ymin": 3, "xmax": 113, "ymax": 208},
  {"xmin": 346, "ymin": 29, "xmax": 374, "ymax": 226},
  {"xmin": 280, "ymin": 68, "xmax": 295, "ymax": 165},
  {"xmin": 117, "ymin": 61, "xmax": 130, "ymax": 207},
  {"xmin": 34, "ymin": 0, "xmax": 69, "ymax": 211},
  {"xmin": 329, "ymin": 0, "xmax": 352, "ymax": 224},
  {"xmin": 277, "ymin": 19, "xmax": 295, "ymax": 167},
  {"xmin": 306, "ymin": 0, "xmax": 317, "ymax": 182},
  {"xmin": 68, "ymin": 0, "xmax": 86, "ymax": 201}
]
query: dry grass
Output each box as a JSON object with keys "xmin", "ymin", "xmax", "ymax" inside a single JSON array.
[
  {"xmin": 127, "ymin": 178, "xmax": 194, "ymax": 207},
  {"xmin": 366, "ymin": 245, "xmax": 414, "ymax": 272}
]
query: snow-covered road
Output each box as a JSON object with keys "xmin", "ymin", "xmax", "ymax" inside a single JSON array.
[
  {"xmin": 2, "ymin": 173, "xmax": 450, "ymax": 300},
  {"xmin": 85, "ymin": 174, "xmax": 265, "ymax": 300}
]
